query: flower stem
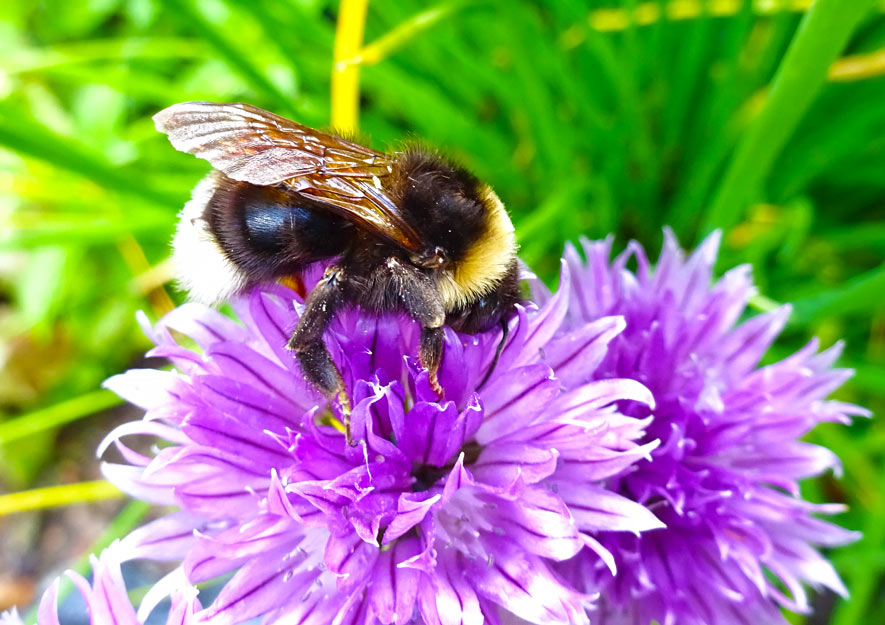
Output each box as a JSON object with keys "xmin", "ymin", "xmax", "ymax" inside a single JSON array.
[
  {"xmin": 331, "ymin": 0, "xmax": 370, "ymax": 133},
  {"xmin": 0, "ymin": 480, "xmax": 123, "ymax": 517},
  {"xmin": 829, "ymin": 47, "xmax": 885, "ymax": 82},
  {"xmin": 338, "ymin": 2, "xmax": 463, "ymax": 68}
]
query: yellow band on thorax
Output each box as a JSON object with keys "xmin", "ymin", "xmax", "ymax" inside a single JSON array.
[{"xmin": 438, "ymin": 187, "xmax": 516, "ymax": 311}]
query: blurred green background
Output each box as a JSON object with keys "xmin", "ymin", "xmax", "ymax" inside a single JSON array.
[{"xmin": 0, "ymin": 0, "xmax": 882, "ymax": 622}]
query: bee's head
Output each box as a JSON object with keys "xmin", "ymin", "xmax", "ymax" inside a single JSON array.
[
  {"xmin": 396, "ymin": 148, "xmax": 487, "ymax": 262},
  {"xmin": 395, "ymin": 147, "xmax": 517, "ymax": 312}
]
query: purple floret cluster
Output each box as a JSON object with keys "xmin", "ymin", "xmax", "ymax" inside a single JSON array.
[
  {"xmin": 546, "ymin": 231, "xmax": 865, "ymax": 624},
  {"xmin": 5, "ymin": 233, "xmax": 865, "ymax": 625}
]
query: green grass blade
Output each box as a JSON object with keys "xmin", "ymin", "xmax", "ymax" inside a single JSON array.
[
  {"xmin": 161, "ymin": 0, "xmax": 295, "ymax": 114},
  {"xmin": 0, "ymin": 390, "xmax": 122, "ymax": 445},
  {"xmin": 790, "ymin": 264, "xmax": 885, "ymax": 324},
  {"xmin": 1, "ymin": 37, "xmax": 205, "ymax": 74},
  {"xmin": 829, "ymin": 444, "xmax": 885, "ymax": 625},
  {"xmin": 702, "ymin": 0, "xmax": 879, "ymax": 233},
  {"xmin": 0, "ymin": 212, "xmax": 173, "ymax": 249},
  {"xmin": 0, "ymin": 108, "xmax": 180, "ymax": 207}
]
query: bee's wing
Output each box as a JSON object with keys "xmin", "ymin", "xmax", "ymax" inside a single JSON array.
[{"xmin": 154, "ymin": 102, "xmax": 423, "ymax": 253}]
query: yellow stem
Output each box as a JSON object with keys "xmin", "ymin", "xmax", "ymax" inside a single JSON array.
[
  {"xmin": 0, "ymin": 480, "xmax": 123, "ymax": 517},
  {"xmin": 586, "ymin": 0, "xmax": 853, "ymax": 32},
  {"xmin": 331, "ymin": 0, "xmax": 370, "ymax": 133},
  {"xmin": 829, "ymin": 47, "xmax": 885, "ymax": 81},
  {"xmin": 117, "ymin": 235, "xmax": 175, "ymax": 317},
  {"xmin": 131, "ymin": 258, "xmax": 175, "ymax": 295},
  {"xmin": 339, "ymin": 2, "xmax": 458, "ymax": 68}
]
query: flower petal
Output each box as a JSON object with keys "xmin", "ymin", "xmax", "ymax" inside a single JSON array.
[
  {"xmin": 543, "ymin": 316, "xmax": 626, "ymax": 389},
  {"xmin": 470, "ymin": 539, "xmax": 590, "ymax": 625},
  {"xmin": 37, "ymin": 578, "xmax": 61, "ymax": 625},
  {"xmin": 556, "ymin": 482, "xmax": 665, "ymax": 533},
  {"xmin": 368, "ymin": 537, "xmax": 421, "ymax": 625}
]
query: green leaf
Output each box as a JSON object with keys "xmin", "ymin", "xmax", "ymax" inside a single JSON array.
[{"xmin": 790, "ymin": 265, "xmax": 885, "ymax": 324}]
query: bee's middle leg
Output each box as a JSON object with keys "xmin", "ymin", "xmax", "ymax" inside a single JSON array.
[{"xmin": 286, "ymin": 265, "xmax": 354, "ymax": 444}]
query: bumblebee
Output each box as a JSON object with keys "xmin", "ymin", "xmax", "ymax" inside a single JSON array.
[{"xmin": 155, "ymin": 102, "xmax": 521, "ymax": 444}]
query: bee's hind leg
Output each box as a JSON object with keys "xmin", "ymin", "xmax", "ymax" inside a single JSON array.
[{"xmin": 286, "ymin": 265, "xmax": 354, "ymax": 445}]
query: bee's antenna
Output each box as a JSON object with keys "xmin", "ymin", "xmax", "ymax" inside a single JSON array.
[{"xmin": 476, "ymin": 318, "xmax": 509, "ymax": 391}]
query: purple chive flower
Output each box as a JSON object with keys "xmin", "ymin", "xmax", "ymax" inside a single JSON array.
[
  {"xmin": 99, "ymin": 263, "xmax": 663, "ymax": 625},
  {"xmin": 540, "ymin": 230, "xmax": 866, "ymax": 625},
  {"xmin": 0, "ymin": 546, "xmax": 201, "ymax": 625}
]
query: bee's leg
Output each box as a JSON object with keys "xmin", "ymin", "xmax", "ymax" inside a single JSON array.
[
  {"xmin": 379, "ymin": 258, "xmax": 446, "ymax": 398},
  {"xmin": 419, "ymin": 326, "xmax": 445, "ymax": 397},
  {"xmin": 286, "ymin": 265, "xmax": 354, "ymax": 444}
]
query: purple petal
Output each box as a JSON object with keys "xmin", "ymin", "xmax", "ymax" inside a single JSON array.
[
  {"xmin": 199, "ymin": 555, "xmax": 300, "ymax": 625},
  {"xmin": 470, "ymin": 539, "xmax": 590, "ymax": 625},
  {"xmin": 510, "ymin": 260, "xmax": 571, "ymax": 370},
  {"xmin": 551, "ymin": 378, "xmax": 654, "ymax": 422},
  {"xmin": 118, "ymin": 511, "xmax": 204, "ymax": 562},
  {"xmin": 164, "ymin": 589, "xmax": 201, "ymax": 625},
  {"xmin": 486, "ymin": 488, "xmax": 583, "ymax": 560},
  {"xmin": 184, "ymin": 516, "xmax": 303, "ymax": 583},
  {"xmin": 556, "ymin": 440, "xmax": 659, "ymax": 482},
  {"xmin": 471, "ymin": 443, "xmax": 558, "ymax": 486},
  {"xmin": 103, "ymin": 369, "xmax": 180, "ymax": 411},
  {"xmin": 543, "ymin": 316, "xmax": 626, "ymax": 389},
  {"xmin": 159, "ymin": 302, "xmax": 250, "ymax": 349},
  {"xmin": 247, "ymin": 289, "xmax": 303, "ymax": 373},
  {"xmin": 205, "ymin": 341, "xmax": 315, "ymax": 413},
  {"xmin": 423, "ymin": 551, "xmax": 484, "ymax": 625},
  {"xmin": 719, "ymin": 306, "xmax": 791, "ymax": 379},
  {"xmin": 383, "ymin": 493, "xmax": 441, "ymax": 544},
  {"xmin": 368, "ymin": 537, "xmax": 421, "ymax": 625},
  {"xmin": 136, "ymin": 567, "xmax": 191, "ymax": 623},
  {"xmin": 556, "ymin": 482, "xmax": 665, "ymax": 532},
  {"xmin": 390, "ymin": 394, "xmax": 481, "ymax": 468},
  {"xmin": 67, "ymin": 554, "xmax": 140, "ymax": 625},
  {"xmin": 100, "ymin": 463, "xmax": 176, "ymax": 505},
  {"xmin": 37, "ymin": 579, "xmax": 61, "ymax": 625},
  {"xmin": 476, "ymin": 364, "xmax": 559, "ymax": 443},
  {"xmin": 325, "ymin": 531, "xmax": 379, "ymax": 593},
  {"xmin": 98, "ymin": 418, "xmax": 191, "ymax": 459}
]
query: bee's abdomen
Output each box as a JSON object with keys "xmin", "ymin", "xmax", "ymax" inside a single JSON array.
[
  {"xmin": 172, "ymin": 172, "xmax": 352, "ymax": 305},
  {"xmin": 242, "ymin": 199, "xmax": 292, "ymax": 255}
]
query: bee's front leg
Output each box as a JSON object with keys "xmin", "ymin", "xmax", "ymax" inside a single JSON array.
[
  {"xmin": 419, "ymin": 326, "xmax": 445, "ymax": 397},
  {"xmin": 286, "ymin": 265, "xmax": 354, "ymax": 444}
]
